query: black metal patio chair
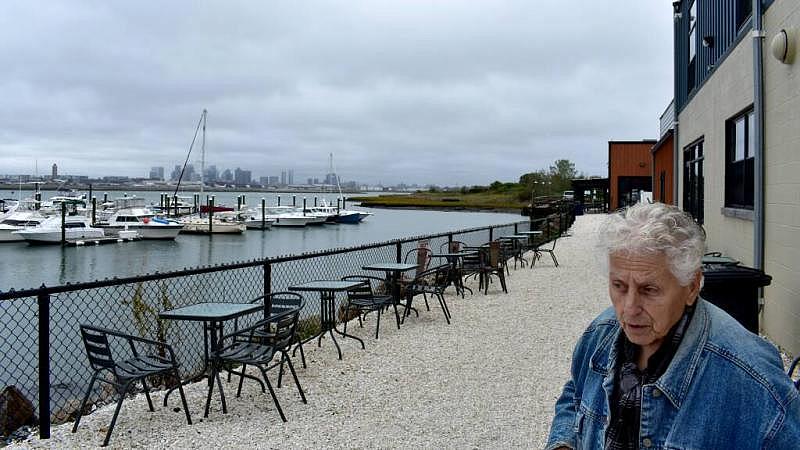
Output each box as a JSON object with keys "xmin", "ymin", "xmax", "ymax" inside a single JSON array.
[
  {"xmin": 236, "ymin": 292, "xmax": 308, "ymax": 368},
  {"xmin": 73, "ymin": 324, "xmax": 192, "ymax": 447},
  {"xmin": 438, "ymin": 240, "xmax": 468, "ymax": 254},
  {"xmin": 531, "ymin": 236, "xmax": 559, "ymax": 267},
  {"xmin": 228, "ymin": 292, "xmax": 308, "ymax": 389},
  {"xmin": 402, "ymin": 264, "xmax": 452, "ymax": 324},
  {"xmin": 481, "ymin": 241, "xmax": 508, "ymax": 294},
  {"xmin": 341, "ymin": 275, "xmax": 400, "ymax": 339},
  {"xmin": 205, "ymin": 303, "xmax": 307, "ymax": 422}
]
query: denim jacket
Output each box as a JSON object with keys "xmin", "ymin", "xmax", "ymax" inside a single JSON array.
[{"xmin": 545, "ymin": 299, "xmax": 800, "ymax": 450}]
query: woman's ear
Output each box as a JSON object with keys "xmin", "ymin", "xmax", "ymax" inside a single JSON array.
[{"xmin": 686, "ymin": 271, "xmax": 703, "ymax": 306}]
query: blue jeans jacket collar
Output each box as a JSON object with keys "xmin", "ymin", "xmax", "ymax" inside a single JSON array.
[{"xmin": 588, "ymin": 299, "xmax": 711, "ymax": 410}]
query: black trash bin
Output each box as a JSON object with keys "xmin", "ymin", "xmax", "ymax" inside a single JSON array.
[{"xmin": 700, "ymin": 264, "xmax": 772, "ymax": 334}]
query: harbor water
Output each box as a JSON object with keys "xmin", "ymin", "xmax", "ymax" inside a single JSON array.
[{"xmin": 0, "ymin": 190, "xmax": 521, "ymax": 291}]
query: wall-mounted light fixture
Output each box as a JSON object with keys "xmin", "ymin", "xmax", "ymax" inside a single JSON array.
[
  {"xmin": 771, "ymin": 28, "xmax": 796, "ymax": 64},
  {"xmin": 672, "ymin": 0, "xmax": 682, "ymax": 20},
  {"xmin": 702, "ymin": 36, "xmax": 714, "ymax": 48}
]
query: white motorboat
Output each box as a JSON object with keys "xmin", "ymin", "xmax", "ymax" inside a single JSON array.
[
  {"xmin": 0, "ymin": 209, "xmax": 49, "ymax": 242},
  {"xmin": 263, "ymin": 206, "xmax": 325, "ymax": 227},
  {"xmin": 0, "ymin": 199, "xmax": 19, "ymax": 219},
  {"xmin": 101, "ymin": 208, "xmax": 184, "ymax": 240},
  {"xmin": 179, "ymin": 214, "xmax": 246, "ymax": 234},
  {"xmin": 242, "ymin": 213, "xmax": 276, "ymax": 230},
  {"xmin": 13, "ymin": 215, "xmax": 104, "ymax": 244}
]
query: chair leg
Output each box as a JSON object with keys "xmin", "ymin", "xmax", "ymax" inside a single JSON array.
[
  {"xmin": 500, "ymin": 271, "xmax": 508, "ymax": 293},
  {"xmin": 204, "ymin": 365, "xmax": 217, "ymax": 418},
  {"xmin": 215, "ymin": 366, "xmax": 227, "ymax": 414},
  {"xmin": 438, "ymin": 294, "xmax": 451, "ymax": 324},
  {"xmin": 295, "ymin": 337, "xmax": 307, "ymax": 368},
  {"xmin": 284, "ymin": 352, "xmax": 307, "ymax": 403},
  {"xmin": 257, "ymin": 366, "xmax": 287, "ymax": 422},
  {"xmin": 236, "ymin": 364, "xmax": 247, "ymax": 397},
  {"xmin": 173, "ymin": 369, "xmax": 192, "ymax": 425},
  {"xmin": 72, "ymin": 372, "xmax": 100, "ymax": 433},
  {"xmin": 392, "ymin": 302, "xmax": 401, "ymax": 329},
  {"xmin": 102, "ymin": 383, "xmax": 131, "ymax": 447},
  {"xmin": 278, "ymin": 354, "xmax": 286, "ymax": 388},
  {"xmin": 141, "ymin": 378, "xmax": 155, "ymax": 412},
  {"xmin": 551, "ymin": 252, "xmax": 559, "ymax": 267},
  {"xmin": 375, "ymin": 307, "xmax": 382, "ymax": 339}
]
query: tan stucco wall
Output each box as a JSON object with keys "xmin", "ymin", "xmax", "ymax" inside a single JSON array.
[
  {"xmin": 677, "ymin": 31, "xmax": 754, "ymax": 265},
  {"xmin": 761, "ymin": 0, "xmax": 800, "ymax": 355}
]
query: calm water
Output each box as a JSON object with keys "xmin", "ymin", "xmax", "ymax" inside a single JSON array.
[{"xmin": 0, "ymin": 190, "xmax": 522, "ymax": 291}]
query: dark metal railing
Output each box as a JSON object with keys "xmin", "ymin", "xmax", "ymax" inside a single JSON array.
[{"xmin": 0, "ymin": 211, "xmax": 575, "ymax": 439}]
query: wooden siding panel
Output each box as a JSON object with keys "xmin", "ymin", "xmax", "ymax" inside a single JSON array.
[
  {"xmin": 608, "ymin": 141, "xmax": 657, "ymax": 210},
  {"xmin": 653, "ymin": 135, "xmax": 675, "ymax": 205}
]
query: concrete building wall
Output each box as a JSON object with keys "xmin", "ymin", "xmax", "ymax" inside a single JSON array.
[
  {"xmin": 676, "ymin": 33, "xmax": 755, "ymax": 265},
  {"xmin": 761, "ymin": 0, "xmax": 800, "ymax": 354}
]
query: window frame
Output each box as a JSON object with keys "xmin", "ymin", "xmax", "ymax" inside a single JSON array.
[
  {"xmin": 683, "ymin": 138, "xmax": 704, "ymax": 225},
  {"xmin": 724, "ymin": 107, "xmax": 755, "ymax": 210}
]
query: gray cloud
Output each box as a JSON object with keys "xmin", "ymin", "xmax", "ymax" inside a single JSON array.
[{"xmin": 0, "ymin": 0, "xmax": 673, "ymax": 185}]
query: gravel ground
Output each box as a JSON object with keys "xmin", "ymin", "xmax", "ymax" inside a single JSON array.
[{"xmin": 16, "ymin": 214, "xmax": 610, "ymax": 450}]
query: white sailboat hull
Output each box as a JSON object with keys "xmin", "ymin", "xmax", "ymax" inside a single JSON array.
[
  {"xmin": 103, "ymin": 224, "xmax": 183, "ymax": 240},
  {"xmin": 14, "ymin": 228, "xmax": 105, "ymax": 244},
  {"xmin": 180, "ymin": 220, "xmax": 245, "ymax": 234},
  {"xmin": 0, "ymin": 226, "xmax": 24, "ymax": 242}
]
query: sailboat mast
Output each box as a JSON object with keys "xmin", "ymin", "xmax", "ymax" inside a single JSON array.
[{"xmin": 200, "ymin": 109, "xmax": 207, "ymax": 196}]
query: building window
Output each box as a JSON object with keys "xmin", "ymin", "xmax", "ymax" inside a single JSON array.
[
  {"xmin": 736, "ymin": 0, "xmax": 752, "ymax": 30},
  {"xmin": 683, "ymin": 140, "xmax": 704, "ymax": 224},
  {"xmin": 725, "ymin": 108, "xmax": 755, "ymax": 209},
  {"xmin": 687, "ymin": 0, "xmax": 697, "ymax": 91}
]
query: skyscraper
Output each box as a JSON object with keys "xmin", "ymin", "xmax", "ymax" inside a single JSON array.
[
  {"xmin": 234, "ymin": 168, "xmax": 252, "ymax": 185},
  {"xmin": 281, "ymin": 171, "xmax": 287, "ymax": 185},
  {"xmin": 51, "ymin": 163, "xmax": 57, "ymax": 179},
  {"xmin": 149, "ymin": 166, "xmax": 164, "ymax": 180},
  {"xmin": 288, "ymin": 169, "xmax": 294, "ymax": 185}
]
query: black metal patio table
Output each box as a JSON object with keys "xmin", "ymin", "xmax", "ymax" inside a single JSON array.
[
  {"xmin": 288, "ymin": 280, "xmax": 366, "ymax": 360},
  {"xmin": 362, "ymin": 262, "xmax": 420, "ymax": 318},
  {"xmin": 158, "ymin": 302, "xmax": 264, "ymax": 403},
  {"xmin": 430, "ymin": 252, "xmax": 476, "ymax": 297}
]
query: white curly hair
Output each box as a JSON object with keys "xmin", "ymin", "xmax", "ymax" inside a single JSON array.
[{"xmin": 599, "ymin": 202, "xmax": 706, "ymax": 286}]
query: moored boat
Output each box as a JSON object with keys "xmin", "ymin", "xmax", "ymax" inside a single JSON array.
[
  {"xmin": 0, "ymin": 209, "xmax": 49, "ymax": 242},
  {"xmin": 13, "ymin": 216, "xmax": 104, "ymax": 244},
  {"xmin": 179, "ymin": 214, "xmax": 246, "ymax": 234},
  {"xmin": 100, "ymin": 208, "xmax": 184, "ymax": 240}
]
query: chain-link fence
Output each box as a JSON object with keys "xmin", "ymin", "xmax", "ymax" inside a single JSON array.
[{"xmin": 0, "ymin": 211, "xmax": 575, "ymax": 439}]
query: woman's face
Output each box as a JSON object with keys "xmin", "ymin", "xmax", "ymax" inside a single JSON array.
[{"xmin": 608, "ymin": 252, "xmax": 701, "ymax": 363}]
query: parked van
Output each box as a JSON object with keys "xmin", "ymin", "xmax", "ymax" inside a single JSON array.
[{"xmin": 562, "ymin": 191, "xmax": 574, "ymax": 200}]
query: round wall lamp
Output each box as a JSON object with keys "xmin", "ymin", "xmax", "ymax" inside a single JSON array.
[{"xmin": 771, "ymin": 28, "xmax": 796, "ymax": 64}]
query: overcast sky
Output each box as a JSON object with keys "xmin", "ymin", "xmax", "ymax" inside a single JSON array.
[{"xmin": 0, "ymin": 1, "xmax": 673, "ymax": 186}]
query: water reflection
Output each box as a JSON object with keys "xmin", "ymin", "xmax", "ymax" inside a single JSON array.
[{"xmin": 2, "ymin": 207, "xmax": 522, "ymax": 290}]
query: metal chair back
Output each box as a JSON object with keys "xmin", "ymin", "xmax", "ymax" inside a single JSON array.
[{"xmin": 79, "ymin": 325, "xmax": 117, "ymax": 372}]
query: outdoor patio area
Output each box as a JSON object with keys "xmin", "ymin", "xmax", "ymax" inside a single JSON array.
[{"xmin": 17, "ymin": 214, "xmax": 609, "ymax": 449}]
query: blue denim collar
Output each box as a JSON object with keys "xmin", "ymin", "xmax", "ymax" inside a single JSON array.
[{"xmin": 590, "ymin": 299, "xmax": 710, "ymax": 410}]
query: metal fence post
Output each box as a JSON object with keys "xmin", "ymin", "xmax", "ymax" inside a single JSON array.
[
  {"xmin": 396, "ymin": 242, "xmax": 402, "ymax": 263},
  {"xmin": 514, "ymin": 223, "xmax": 518, "ymax": 234},
  {"xmin": 37, "ymin": 290, "xmax": 51, "ymax": 439},
  {"xmin": 489, "ymin": 226, "xmax": 493, "ymax": 242},
  {"xmin": 263, "ymin": 261, "xmax": 272, "ymax": 312}
]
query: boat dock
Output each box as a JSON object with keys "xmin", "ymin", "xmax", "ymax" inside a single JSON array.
[{"xmin": 63, "ymin": 236, "xmax": 142, "ymax": 246}]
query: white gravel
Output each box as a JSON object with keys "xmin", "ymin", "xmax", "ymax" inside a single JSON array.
[{"xmin": 16, "ymin": 215, "xmax": 610, "ymax": 450}]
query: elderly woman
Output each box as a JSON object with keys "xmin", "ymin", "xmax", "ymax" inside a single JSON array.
[{"xmin": 546, "ymin": 203, "xmax": 800, "ymax": 450}]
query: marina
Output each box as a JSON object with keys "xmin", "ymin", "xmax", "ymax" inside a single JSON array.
[{"xmin": 0, "ymin": 189, "xmax": 522, "ymax": 291}]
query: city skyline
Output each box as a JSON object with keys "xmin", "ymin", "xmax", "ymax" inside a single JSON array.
[{"xmin": 0, "ymin": 1, "xmax": 672, "ymax": 185}]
